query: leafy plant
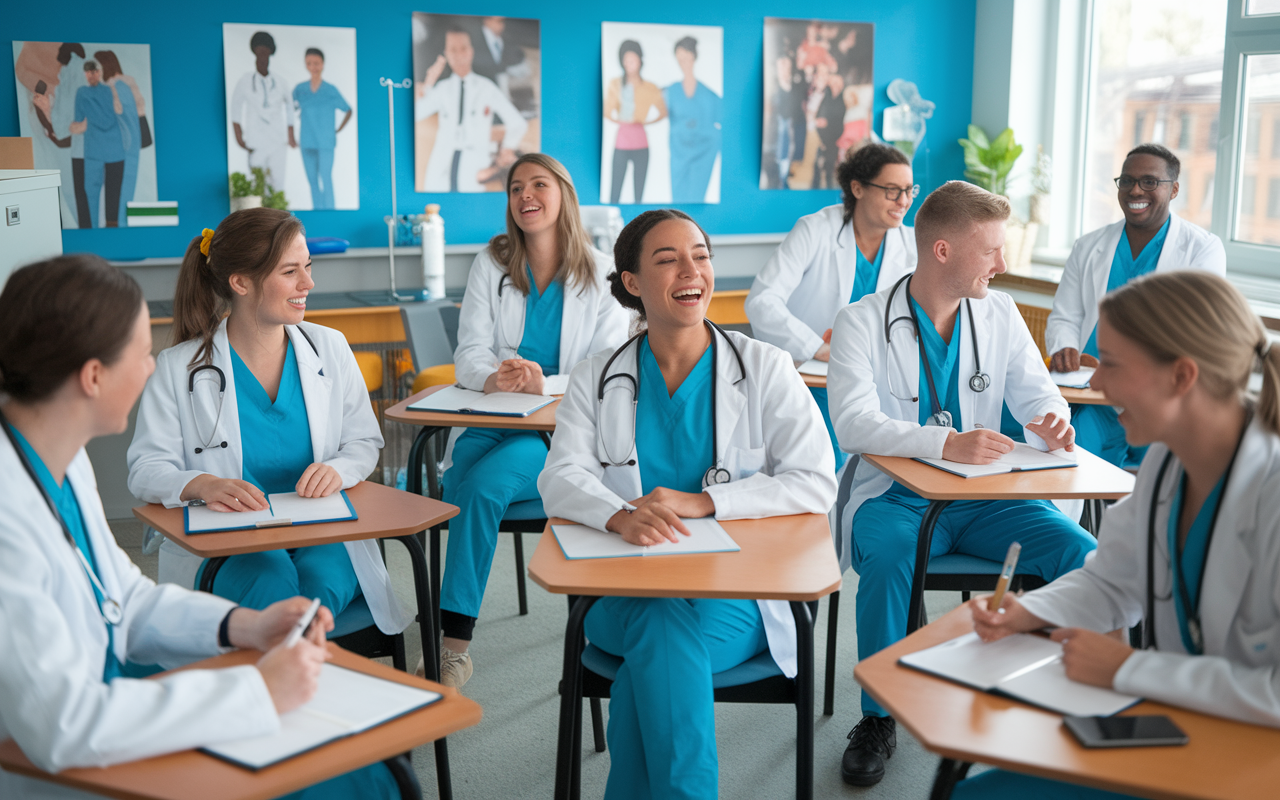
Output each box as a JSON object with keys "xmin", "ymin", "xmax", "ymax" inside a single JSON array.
[
  {"xmin": 957, "ymin": 125, "xmax": 1023, "ymax": 197},
  {"xmin": 1031, "ymin": 144, "xmax": 1052, "ymax": 195},
  {"xmin": 228, "ymin": 171, "xmax": 254, "ymax": 198}
]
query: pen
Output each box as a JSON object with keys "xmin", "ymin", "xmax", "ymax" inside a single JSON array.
[
  {"xmin": 284, "ymin": 597, "xmax": 321, "ymax": 648},
  {"xmin": 987, "ymin": 542, "xmax": 1021, "ymax": 612}
]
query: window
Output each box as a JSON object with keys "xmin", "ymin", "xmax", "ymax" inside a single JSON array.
[
  {"xmin": 1247, "ymin": 112, "xmax": 1262, "ymax": 154},
  {"xmin": 1247, "ymin": 0, "xmax": 1280, "ymax": 15},
  {"xmin": 1269, "ymin": 178, "xmax": 1280, "ymax": 220},
  {"xmin": 1242, "ymin": 174, "xmax": 1258, "ymax": 214},
  {"xmin": 1178, "ymin": 111, "xmax": 1194, "ymax": 149},
  {"xmin": 1273, "ymin": 119, "xmax": 1280, "ymax": 157},
  {"xmin": 1231, "ymin": 54, "xmax": 1280, "ymax": 246}
]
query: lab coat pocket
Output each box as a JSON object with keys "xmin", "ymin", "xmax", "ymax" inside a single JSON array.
[
  {"xmin": 1236, "ymin": 626, "xmax": 1276, "ymax": 662},
  {"xmin": 723, "ymin": 445, "xmax": 767, "ymax": 481}
]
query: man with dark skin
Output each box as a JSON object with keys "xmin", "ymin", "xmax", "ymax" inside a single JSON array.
[{"xmin": 229, "ymin": 32, "xmax": 296, "ymax": 191}]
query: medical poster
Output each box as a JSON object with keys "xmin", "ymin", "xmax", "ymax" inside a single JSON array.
[
  {"xmin": 222, "ymin": 23, "xmax": 359, "ymax": 211},
  {"xmin": 600, "ymin": 22, "xmax": 723, "ymax": 206},
  {"xmin": 12, "ymin": 41, "xmax": 157, "ymax": 229},
  {"xmin": 760, "ymin": 18, "xmax": 874, "ymax": 190},
  {"xmin": 411, "ymin": 13, "xmax": 541, "ymax": 193}
]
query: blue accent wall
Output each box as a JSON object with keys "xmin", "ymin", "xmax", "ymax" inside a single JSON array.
[{"xmin": 2, "ymin": 1, "xmax": 976, "ymax": 260}]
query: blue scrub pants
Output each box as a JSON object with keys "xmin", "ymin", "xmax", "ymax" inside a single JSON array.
[
  {"xmin": 1072, "ymin": 404, "xmax": 1147, "ymax": 470},
  {"xmin": 440, "ymin": 428, "xmax": 545, "ymax": 621},
  {"xmin": 302, "ymin": 147, "xmax": 336, "ymax": 210},
  {"xmin": 951, "ymin": 770, "xmax": 1136, "ymax": 799},
  {"xmin": 117, "ymin": 152, "xmax": 138, "ymax": 226},
  {"xmin": 276, "ymin": 762, "xmax": 399, "ymax": 799},
  {"xmin": 585, "ymin": 597, "xmax": 768, "ymax": 800},
  {"xmin": 851, "ymin": 491, "xmax": 1096, "ymax": 716},
  {"xmin": 201, "ymin": 543, "xmax": 362, "ymax": 622},
  {"xmin": 809, "ymin": 387, "xmax": 848, "ymax": 471}
]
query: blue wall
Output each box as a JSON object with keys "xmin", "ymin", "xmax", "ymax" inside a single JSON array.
[{"xmin": 2, "ymin": 1, "xmax": 976, "ymax": 260}]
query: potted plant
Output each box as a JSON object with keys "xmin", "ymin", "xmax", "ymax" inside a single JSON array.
[
  {"xmin": 228, "ymin": 167, "xmax": 287, "ymax": 213},
  {"xmin": 957, "ymin": 125, "xmax": 1036, "ymax": 270}
]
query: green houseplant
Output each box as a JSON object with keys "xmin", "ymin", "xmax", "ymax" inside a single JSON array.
[
  {"xmin": 228, "ymin": 167, "xmax": 287, "ymax": 212},
  {"xmin": 957, "ymin": 125, "xmax": 1023, "ymax": 197}
]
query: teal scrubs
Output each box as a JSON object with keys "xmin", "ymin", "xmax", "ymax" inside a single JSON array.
[
  {"xmin": 852, "ymin": 300, "xmax": 1095, "ymax": 717},
  {"xmin": 200, "ymin": 341, "xmax": 362, "ymax": 622},
  {"xmin": 1169, "ymin": 471, "xmax": 1226, "ymax": 654},
  {"xmin": 1074, "ymin": 217, "xmax": 1171, "ymax": 469},
  {"xmin": 584, "ymin": 337, "xmax": 769, "ymax": 799},
  {"xmin": 440, "ymin": 267, "xmax": 563, "ymax": 628},
  {"xmin": 811, "ymin": 242, "xmax": 886, "ymax": 472}
]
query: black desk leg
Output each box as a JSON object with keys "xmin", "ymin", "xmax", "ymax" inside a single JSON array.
[
  {"xmin": 929, "ymin": 757, "xmax": 972, "ymax": 800},
  {"xmin": 197, "ymin": 556, "xmax": 228, "ymax": 594},
  {"xmin": 555, "ymin": 595, "xmax": 600, "ymax": 800},
  {"xmin": 906, "ymin": 500, "xmax": 952, "ymax": 635},
  {"xmin": 790, "ymin": 601, "xmax": 815, "ymax": 800},
  {"xmin": 823, "ymin": 591, "xmax": 839, "ymax": 716},
  {"xmin": 406, "ymin": 426, "xmax": 448, "ymax": 651}
]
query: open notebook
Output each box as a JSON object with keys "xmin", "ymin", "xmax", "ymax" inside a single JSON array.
[
  {"xmin": 797, "ymin": 360, "xmax": 829, "ymax": 377},
  {"xmin": 1050, "ymin": 366, "xmax": 1095, "ymax": 389},
  {"xmin": 407, "ymin": 385, "xmax": 555, "ymax": 417},
  {"xmin": 915, "ymin": 442, "xmax": 1078, "ymax": 479},
  {"xmin": 900, "ymin": 631, "xmax": 1140, "ymax": 717},
  {"xmin": 184, "ymin": 491, "xmax": 356, "ymax": 534},
  {"xmin": 203, "ymin": 663, "xmax": 441, "ymax": 770},
  {"xmin": 551, "ymin": 517, "xmax": 740, "ymax": 559}
]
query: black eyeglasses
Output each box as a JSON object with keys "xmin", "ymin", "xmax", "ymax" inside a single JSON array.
[
  {"xmin": 1114, "ymin": 176, "xmax": 1174, "ymax": 191},
  {"xmin": 863, "ymin": 182, "xmax": 920, "ymax": 201}
]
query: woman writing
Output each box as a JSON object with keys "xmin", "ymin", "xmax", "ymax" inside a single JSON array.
[
  {"xmin": 605, "ymin": 40, "xmax": 667, "ymax": 204},
  {"xmin": 127, "ymin": 208, "xmax": 410, "ymax": 644},
  {"xmin": 538, "ymin": 209, "xmax": 837, "ymax": 797},
  {"xmin": 437, "ymin": 153, "xmax": 629, "ymax": 686},
  {"xmin": 957, "ymin": 271, "xmax": 1280, "ymax": 798},
  {"xmin": 0, "ymin": 255, "xmax": 396, "ymax": 799}
]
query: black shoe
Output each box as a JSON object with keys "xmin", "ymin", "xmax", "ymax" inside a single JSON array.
[{"xmin": 841, "ymin": 715, "xmax": 896, "ymax": 786}]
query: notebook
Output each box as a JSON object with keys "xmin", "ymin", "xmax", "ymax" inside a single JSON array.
[
  {"xmin": 202, "ymin": 663, "xmax": 442, "ymax": 770},
  {"xmin": 542, "ymin": 374, "xmax": 572, "ymax": 396},
  {"xmin": 914, "ymin": 442, "xmax": 1078, "ymax": 479},
  {"xmin": 407, "ymin": 385, "xmax": 555, "ymax": 417},
  {"xmin": 184, "ymin": 491, "xmax": 356, "ymax": 534},
  {"xmin": 1050, "ymin": 366, "xmax": 1095, "ymax": 389},
  {"xmin": 797, "ymin": 359, "xmax": 829, "ymax": 377},
  {"xmin": 551, "ymin": 517, "xmax": 740, "ymax": 559},
  {"xmin": 899, "ymin": 631, "xmax": 1140, "ymax": 717}
]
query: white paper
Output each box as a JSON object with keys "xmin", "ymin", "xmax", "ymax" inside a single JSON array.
[
  {"xmin": 551, "ymin": 517, "xmax": 740, "ymax": 559},
  {"xmin": 185, "ymin": 492, "xmax": 354, "ymax": 533},
  {"xmin": 204, "ymin": 664, "xmax": 441, "ymax": 769},
  {"xmin": 186, "ymin": 503, "xmax": 275, "ymax": 533},
  {"xmin": 998, "ymin": 656, "xmax": 1139, "ymax": 717},
  {"xmin": 407, "ymin": 385, "xmax": 554, "ymax": 416},
  {"xmin": 797, "ymin": 360, "xmax": 829, "ymax": 377},
  {"xmin": 542, "ymin": 374, "xmax": 572, "ymax": 396},
  {"xmin": 915, "ymin": 442, "xmax": 1078, "ymax": 479},
  {"xmin": 1050, "ymin": 367, "xmax": 1095, "ymax": 389}
]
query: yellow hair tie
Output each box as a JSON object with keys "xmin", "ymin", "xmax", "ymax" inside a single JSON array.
[{"xmin": 199, "ymin": 228, "xmax": 214, "ymax": 257}]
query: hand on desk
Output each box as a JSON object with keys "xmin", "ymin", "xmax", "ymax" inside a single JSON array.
[
  {"xmin": 231, "ymin": 598, "xmax": 335, "ymax": 714},
  {"xmin": 486, "ymin": 358, "xmax": 545, "ymax": 395},
  {"xmin": 943, "ymin": 429, "xmax": 1015, "ymax": 464},
  {"xmin": 1049, "ymin": 348, "xmax": 1099, "ymax": 374},
  {"xmin": 607, "ymin": 488, "xmax": 714, "ymax": 546},
  {"xmin": 812, "ymin": 329, "xmax": 833, "ymax": 362},
  {"xmin": 1026, "ymin": 412, "xmax": 1075, "ymax": 452},
  {"xmin": 182, "ymin": 474, "xmax": 268, "ymax": 512},
  {"xmin": 296, "ymin": 462, "xmax": 342, "ymax": 498}
]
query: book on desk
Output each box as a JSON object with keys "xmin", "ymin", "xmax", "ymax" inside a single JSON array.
[
  {"xmin": 552, "ymin": 518, "xmax": 740, "ymax": 559},
  {"xmin": 184, "ymin": 491, "xmax": 357, "ymax": 534},
  {"xmin": 914, "ymin": 442, "xmax": 1078, "ymax": 479},
  {"xmin": 407, "ymin": 385, "xmax": 556, "ymax": 416}
]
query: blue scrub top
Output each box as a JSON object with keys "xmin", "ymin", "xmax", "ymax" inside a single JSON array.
[
  {"xmin": 851, "ymin": 239, "xmax": 886, "ymax": 304},
  {"xmin": 231, "ymin": 341, "xmax": 315, "ymax": 495},
  {"xmin": 635, "ymin": 337, "xmax": 715, "ymax": 495},
  {"xmin": 1083, "ymin": 216, "xmax": 1171, "ymax": 358},
  {"xmin": 293, "ymin": 80, "xmax": 351, "ymax": 150},
  {"xmin": 75, "ymin": 83, "xmax": 126, "ymax": 162},
  {"xmin": 11, "ymin": 427, "xmax": 123, "ymax": 682},
  {"xmin": 1167, "ymin": 470, "xmax": 1226, "ymax": 654},
  {"xmin": 912, "ymin": 298, "xmax": 963, "ymax": 429},
  {"xmin": 516, "ymin": 265, "xmax": 564, "ymax": 376}
]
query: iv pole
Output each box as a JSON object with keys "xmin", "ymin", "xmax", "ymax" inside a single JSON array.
[{"xmin": 380, "ymin": 77, "xmax": 416, "ymax": 301}]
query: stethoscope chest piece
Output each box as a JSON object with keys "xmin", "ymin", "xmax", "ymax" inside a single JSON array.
[
  {"xmin": 101, "ymin": 598, "xmax": 124, "ymax": 626},
  {"xmin": 703, "ymin": 466, "xmax": 731, "ymax": 488},
  {"xmin": 969, "ymin": 371, "xmax": 991, "ymax": 393}
]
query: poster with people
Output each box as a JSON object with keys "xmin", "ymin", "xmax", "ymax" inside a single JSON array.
[
  {"xmin": 600, "ymin": 22, "xmax": 723, "ymax": 205},
  {"xmin": 222, "ymin": 22, "xmax": 359, "ymax": 211},
  {"xmin": 11, "ymin": 41, "xmax": 157, "ymax": 229},
  {"xmin": 411, "ymin": 13, "xmax": 541, "ymax": 193},
  {"xmin": 760, "ymin": 18, "xmax": 874, "ymax": 190}
]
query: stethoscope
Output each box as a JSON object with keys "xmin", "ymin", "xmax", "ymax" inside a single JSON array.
[
  {"xmin": 0, "ymin": 410, "xmax": 124, "ymax": 626},
  {"xmin": 882, "ymin": 274, "xmax": 989, "ymax": 428},
  {"xmin": 1143, "ymin": 413, "xmax": 1249, "ymax": 655},
  {"xmin": 496, "ymin": 273, "xmax": 526, "ymax": 360},
  {"xmin": 597, "ymin": 319, "xmax": 746, "ymax": 489}
]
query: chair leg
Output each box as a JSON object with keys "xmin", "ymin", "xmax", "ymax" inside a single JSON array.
[
  {"xmin": 513, "ymin": 531, "xmax": 529, "ymax": 616},
  {"xmin": 590, "ymin": 697, "xmax": 606, "ymax": 752},
  {"xmin": 961, "ymin": 590, "xmax": 970, "ymax": 602},
  {"xmin": 823, "ymin": 590, "xmax": 839, "ymax": 716},
  {"xmin": 383, "ymin": 752, "xmax": 422, "ymax": 800},
  {"xmin": 392, "ymin": 632, "xmax": 407, "ymax": 673},
  {"xmin": 791, "ymin": 601, "xmax": 816, "ymax": 800}
]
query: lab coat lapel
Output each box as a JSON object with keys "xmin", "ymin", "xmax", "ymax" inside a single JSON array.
[
  {"xmin": 876, "ymin": 228, "xmax": 905, "ymax": 291},
  {"xmin": 1199, "ymin": 427, "xmax": 1262, "ymax": 656},
  {"xmin": 885, "ymin": 284, "xmax": 921, "ymax": 422},
  {"xmin": 597, "ymin": 340, "xmax": 643, "ymax": 500},
  {"xmin": 559, "ymin": 280, "xmax": 586, "ymax": 375},
  {"xmin": 67, "ymin": 458, "xmax": 127, "ymax": 660},
  {"xmin": 288, "ymin": 325, "xmax": 333, "ymax": 462},
  {"xmin": 834, "ymin": 221, "xmax": 857, "ymax": 307},
  {"xmin": 210, "ymin": 322, "xmax": 244, "ymax": 477},
  {"xmin": 1090, "ymin": 221, "xmax": 1126, "ymax": 307},
  {"xmin": 1154, "ymin": 214, "xmax": 1187, "ymax": 273},
  {"xmin": 714, "ymin": 332, "xmax": 748, "ymax": 465}
]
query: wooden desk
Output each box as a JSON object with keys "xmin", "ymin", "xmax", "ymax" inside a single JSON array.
[
  {"xmin": 529, "ymin": 514, "xmax": 841, "ymax": 800},
  {"xmin": 801, "ymin": 371, "xmax": 826, "ymax": 389},
  {"xmin": 1060, "ymin": 385, "xmax": 1111, "ymax": 405},
  {"xmin": 861, "ymin": 451, "xmax": 1134, "ymax": 634},
  {"xmin": 855, "ymin": 606, "xmax": 1280, "ymax": 800},
  {"xmin": 134, "ymin": 481, "xmax": 461, "ymax": 800},
  {"xmin": 0, "ymin": 645, "xmax": 482, "ymax": 800}
]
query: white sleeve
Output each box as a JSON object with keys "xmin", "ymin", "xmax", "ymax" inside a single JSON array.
[
  {"xmin": 415, "ymin": 80, "xmax": 447, "ymax": 122},
  {"xmin": 1196, "ymin": 232, "xmax": 1227, "ymax": 276},
  {"xmin": 127, "ymin": 353, "xmax": 206, "ymax": 508},
  {"xmin": 229, "ymin": 75, "xmax": 249, "ymax": 125},
  {"xmin": 489, "ymin": 81, "xmax": 528, "ymax": 150},
  {"xmin": 453, "ymin": 253, "xmax": 503, "ymax": 390},
  {"xmin": 1000, "ymin": 297, "xmax": 1071, "ymax": 428},
  {"xmin": 323, "ymin": 333, "xmax": 384, "ymax": 487},
  {"xmin": 1045, "ymin": 239, "xmax": 1090, "ymax": 357},
  {"xmin": 744, "ymin": 217, "xmax": 826, "ymax": 362}
]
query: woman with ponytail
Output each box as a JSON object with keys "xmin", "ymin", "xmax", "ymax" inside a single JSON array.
[
  {"xmin": 127, "ymin": 208, "xmax": 411, "ymax": 647},
  {"xmin": 955, "ymin": 271, "xmax": 1280, "ymax": 798}
]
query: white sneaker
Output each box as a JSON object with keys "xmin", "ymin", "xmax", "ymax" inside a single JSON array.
[{"xmin": 440, "ymin": 646, "xmax": 473, "ymax": 689}]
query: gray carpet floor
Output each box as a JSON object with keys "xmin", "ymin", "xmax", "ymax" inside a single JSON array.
[{"xmin": 110, "ymin": 518, "xmax": 969, "ymax": 799}]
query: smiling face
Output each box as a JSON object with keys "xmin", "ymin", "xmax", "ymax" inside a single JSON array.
[
  {"xmin": 94, "ymin": 300, "xmax": 155, "ymax": 436},
  {"xmin": 1117, "ymin": 153, "xmax": 1178, "ymax": 230},
  {"xmin": 852, "ymin": 163, "xmax": 915, "ymax": 231},
  {"xmin": 508, "ymin": 161, "xmax": 562, "ymax": 238},
  {"xmin": 621, "ymin": 218, "xmax": 714, "ymax": 331},
  {"xmin": 1089, "ymin": 315, "xmax": 1179, "ymax": 447},
  {"xmin": 444, "ymin": 31, "xmax": 474, "ymax": 77},
  {"xmin": 233, "ymin": 232, "xmax": 314, "ymax": 327},
  {"xmin": 937, "ymin": 219, "xmax": 1007, "ymax": 300}
]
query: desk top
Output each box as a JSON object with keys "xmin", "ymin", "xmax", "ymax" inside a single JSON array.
[
  {"xmin": 1059, "ymin": 385, "xmax": 1111, "ymax": 405},
  {"xmin": 801, "ymin": 372, "xmax": 826, "ymax": 389},
  {"xmin": 855, "ymin": 606, "xmax": 1280, "ymax": 800},
  {"xmin": 861, "ymin": 448, "xmax": 1134, "ymax": 501},
  {"xmin": 0, "ymin": 645, "xmax": 482, "ymax": 800},
  {"xmin": 134, "ymin": 481, "xmax": 457, "ymax": 558},
  {"xmin": 384, "ymin": 383, "xmax": 560, "ymax": 431},
  {"xmin": 528, "ymin": 514, "xmax": 841, "ymax": 601}
]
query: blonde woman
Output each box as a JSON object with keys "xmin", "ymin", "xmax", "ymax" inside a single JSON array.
[
  {"xmin": 437, "ymin": 153, "xmax": 629, "ymax": 685},
  {"xmin": 961, "ymin": 271, "xmax": 1280, "ymax": 798}
]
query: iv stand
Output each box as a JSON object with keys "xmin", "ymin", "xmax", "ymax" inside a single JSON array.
[{"xmin": 380, "ymin": 77, "xmax": 416, "ymax": 301}]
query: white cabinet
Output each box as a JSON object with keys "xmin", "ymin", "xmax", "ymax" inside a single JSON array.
[{"xmin": 0, "ymin": 169, "xmax": 63, "ymax": 288}]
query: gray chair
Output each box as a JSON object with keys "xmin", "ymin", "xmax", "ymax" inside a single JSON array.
[{"xmin": 400, "ymin": 300, "xmax": 459, "ymax": 376}]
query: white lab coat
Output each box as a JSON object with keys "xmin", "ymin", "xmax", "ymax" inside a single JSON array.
[
  {"xmin": 229, "ymin": 70, "xmax": 294, "ymax": 152},
  {"xmin": 447, "ymin": 246, "xmax": 630, "ymax": 467},
  {"xmin": 827, "ymin": 281, "xmax": 1070, "ymax": 571},
  {"xmin": 0, "ymin": 438, "xmax": 278, "ymax": 800},
  {"xmin": 126, "ymin": 320, "xmax": 411, "ymax": 635},
  {"xmin": 1045, "ymin": 214, "xmax": 1226, "ymax": 357},
  {"xmin": 1020, "ymin": 417, "xmax": 1280, "ymax": 728},
  {"xmin": 745, "ymin": 204, "xmax": 917, "ymax": 362},
  {"xmin": 538, "ymin": 331, "xmax": 839, "ymax": 677},
  {"xmin": 415, "ymin": 72, "xmax": 528, "ymax": 193}
]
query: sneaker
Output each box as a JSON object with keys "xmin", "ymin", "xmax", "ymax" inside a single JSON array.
[
  {"xmin": 439, "ymin": 646, "xmax": 473, "ymax": 689},
  {"xmin": 841, "ymin": 715, "xmax": 896, "ymax": 786}
]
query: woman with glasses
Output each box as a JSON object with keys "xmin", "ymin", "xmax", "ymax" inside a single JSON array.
[
  {"xmin": 746, "ymin": 142, "xmax": 918, "ymax": 469},
  {"xmin": 1045, "ymin": 143, "xmax": 1225, "ymax": 469}
]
